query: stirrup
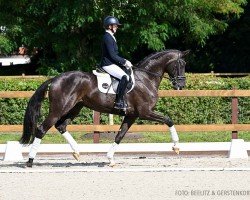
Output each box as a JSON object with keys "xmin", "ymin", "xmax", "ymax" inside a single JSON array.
[{"xmin": 114, "ymin": 101, "xmax": 127, "ymax": 110}]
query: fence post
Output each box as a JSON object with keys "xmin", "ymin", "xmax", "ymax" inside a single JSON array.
[
  {"xmin": 93, "ymin": 111, "xmax": 100, "ymax": 143},
  {"xmin": 231, "ymin": 87, "xmax": 238, "ymax": 139},
  {"xmin": 109, "ymin": 114, "xmax": 114, "ymax": 125}
]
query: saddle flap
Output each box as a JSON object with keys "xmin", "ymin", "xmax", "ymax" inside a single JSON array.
[
  {"xmin": 93, "ymin": 70, "xmax": 110, "ymax": 77},
  {"xmin": 93, "ymin": 69, "xmax": 135, "ymax": 95}
]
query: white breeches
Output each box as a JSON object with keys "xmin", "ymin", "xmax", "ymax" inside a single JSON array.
[{"xmin": 102, "ymin": 64, "xmax": 129, "ymax": 81}]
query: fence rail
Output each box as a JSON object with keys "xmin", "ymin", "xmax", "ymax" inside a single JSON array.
[
  {"xmin": 0, "ymin": 89, "xmax": 249, "ymax": 143},
  {"xmin": 1, "ymin": 90, "xmax": 250, "ymax": 98},
  {"xmin": 0, "ymin": 124, "xmax": 250, "ymax": 133},
  {"xmin": 158, "ymin": 90, "xmax": 250, "ymax": 97}
]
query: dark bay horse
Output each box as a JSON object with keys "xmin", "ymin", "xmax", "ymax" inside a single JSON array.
[{"xmin": 20, "ymin": 49, "xmax": 189, "ymax": 167}]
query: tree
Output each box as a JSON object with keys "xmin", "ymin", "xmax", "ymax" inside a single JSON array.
[
  {"xmin": 190, "ymin": 2, "xmax": 250, "ymax": 72},
  {"xmin": 0, "ymin": 0, "xmax": 247, "ymax": 74}
]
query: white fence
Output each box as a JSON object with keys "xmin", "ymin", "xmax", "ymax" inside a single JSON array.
[{"xmin": 1, "ymin": 142, "xmax": 250, "ymax": 154}]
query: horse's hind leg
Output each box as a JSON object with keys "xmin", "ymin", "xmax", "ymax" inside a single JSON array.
[
  {"xmin": 55, "ymin": 102, "xmax": 84, "ymax": 161},
  {"xmin": 27, "ymin": 101, "xmax": 80, "ymax": 167},
  {"xmin": 107, "ymin": 116, "xmax": 136, "ymax": 166},
  {"xmin": 27, "ymin": 113, "xmax": 61, "ymax": 167}
]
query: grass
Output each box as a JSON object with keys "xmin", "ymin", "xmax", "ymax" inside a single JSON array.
[{"xmin": 0, "ymin": 131, "xmax": 249, "ymax": 144}]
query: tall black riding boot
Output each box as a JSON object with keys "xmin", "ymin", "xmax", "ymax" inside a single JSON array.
[{"xmin": 114, "ymin": 75, "xmax": 129, "ymax": 110}]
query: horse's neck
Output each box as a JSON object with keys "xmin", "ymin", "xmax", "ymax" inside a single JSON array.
[{"xmin": 135, "ymin": 64, "xmax": 164, "ymax": 91}]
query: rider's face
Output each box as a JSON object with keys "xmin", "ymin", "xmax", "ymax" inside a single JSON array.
[{"xmin": 109, "ymin": 24, "xmax": 118, "ymax": 33}]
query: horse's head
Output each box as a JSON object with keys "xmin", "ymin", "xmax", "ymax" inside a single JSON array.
[
  {"xmin": 135, "ymin": 49, "xmax": 189, "ymax": 90},
  {"xmin": 165, "ymin": 50, "xmax": 189, "ymax": 90}
]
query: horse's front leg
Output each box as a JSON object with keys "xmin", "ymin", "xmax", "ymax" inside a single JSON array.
[
  {"xmin": 140, "ymin": 111, "xmax": 180, "ymax": 154},
  {"xmin": 107, "ymin": 116, "xmax": 137, "ymax": 166},
  {"xmin": 169, "ymin": 126, "xmax": 180, "ymax": 154}
]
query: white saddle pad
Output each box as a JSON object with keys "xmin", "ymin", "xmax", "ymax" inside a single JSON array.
[{"xmin": 93, "ymin": 69, "xmax": 135, "ymax": 94}]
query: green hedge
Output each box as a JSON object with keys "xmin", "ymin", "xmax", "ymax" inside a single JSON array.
[{"xmin": 0, "ymin": 74, "xmax": 249, "ymax": 125}]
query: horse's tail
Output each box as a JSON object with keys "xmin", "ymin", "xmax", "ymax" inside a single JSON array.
[{"xmin": 20, "ymin": 78, "xmax": 53, "ymax": 145}]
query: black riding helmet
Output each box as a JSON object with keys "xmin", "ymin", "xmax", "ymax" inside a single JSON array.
[{"xmin": 103, "ymin": 16, "xmax": 121, "ymax": 28}]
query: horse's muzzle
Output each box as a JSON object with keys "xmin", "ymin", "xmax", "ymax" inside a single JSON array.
[{"xmin": 172, "ymin": 76, "xmax": 186, "ymax": 90}]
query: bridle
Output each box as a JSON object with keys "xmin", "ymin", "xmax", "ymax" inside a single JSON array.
[
  {"xmin": 168, "ymin": 53, "xmax": 186, "ymax": 89},
  {"xmin": 133, "ymin": 52, "xmax": 186, "ymax": 87}
]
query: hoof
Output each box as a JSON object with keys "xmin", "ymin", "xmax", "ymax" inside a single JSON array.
[
  {"xmin": 109, "ymin": 162, "xmax": 116, "ymax": 167},
  {"xmin": 172, "ymin": 146, "xmax": 180, "ymax": 155},
  {"xmin": 72, "ymin": 152, "xmax": 80, "ymax": 161},
  {"xmin": 26, "ymin": 158, "xmax": 33, "ymax": 168},
  {"xmin": 26, "ymin": 162, "xmax": 33, "ymax": 168},
  {"xmin": 108, "ymin": 157, "xmax": 116, "ymax": 167},
  {"xmin": 26, "ymin": 161, "xmax": 33, "ymax": 168}
]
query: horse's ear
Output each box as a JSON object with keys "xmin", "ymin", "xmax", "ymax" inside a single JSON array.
[{"xmin": 181, "ymin": 50, "xmax": 190, "ymax": 57}]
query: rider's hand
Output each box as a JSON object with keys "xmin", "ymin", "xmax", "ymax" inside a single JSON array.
[{"xmin": 125, "ymin": 60, "xmax": 133, "ymax": 68}]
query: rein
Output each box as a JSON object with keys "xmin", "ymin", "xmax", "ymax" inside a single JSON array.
[
  {"xmin": 133, "ymin": 52, "xmax": 186, "ymax": 82},
  {"xmin": 132, "ymin": 66, "xmax": 161, "ymax": 78}
]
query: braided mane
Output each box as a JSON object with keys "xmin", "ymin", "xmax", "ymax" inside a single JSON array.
[{"xmin": 135, "ymin": 49, "xmax": 179, "ymax": 68}]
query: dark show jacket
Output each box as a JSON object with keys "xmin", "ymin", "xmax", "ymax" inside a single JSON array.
[{"xmin": 100, "ymin": 31, "xmax": 126, "ymax": 67}]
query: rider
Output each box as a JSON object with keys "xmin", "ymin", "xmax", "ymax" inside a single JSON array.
[{"xmin": 100, "ymin": 16, "xmax": 133, "ymax": 110}]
